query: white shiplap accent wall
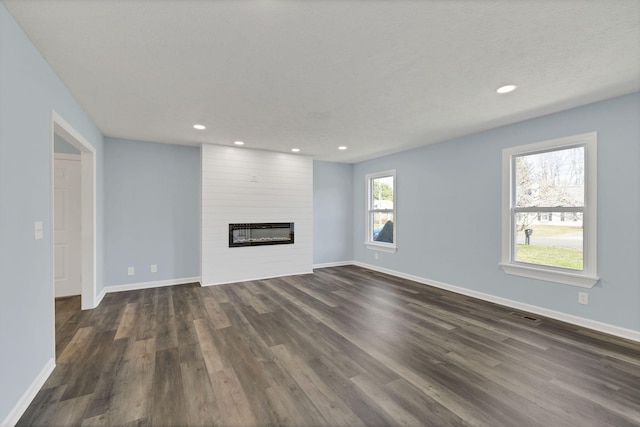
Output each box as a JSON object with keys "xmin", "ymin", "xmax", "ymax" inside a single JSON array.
[{"xmin": 201, "ymin": 145, "xmax": 313, "ymax": 285}]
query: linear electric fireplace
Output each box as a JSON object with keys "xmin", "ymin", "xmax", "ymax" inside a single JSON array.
[{"xmin": 229, "ymin": 222, "xmax": 294, "ymax": 247}]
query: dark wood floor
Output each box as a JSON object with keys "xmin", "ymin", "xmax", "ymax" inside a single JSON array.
[{"xmin": 18, "ymin": 265, "xmax": 640, "ymax": 426}]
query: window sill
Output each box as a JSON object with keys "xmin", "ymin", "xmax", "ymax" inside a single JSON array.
[
  {"xmin": 365, "ymin": 242, "xmax": 397, "ymax": 253},
  {"xmin": 499, "ymin": 262, "xmax": 599, "ymax": 288}
]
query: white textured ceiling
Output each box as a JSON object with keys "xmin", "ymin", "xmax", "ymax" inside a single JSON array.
[{"xmin": 4, "ymin": 0, "xmax": 640, "ymax": 162}]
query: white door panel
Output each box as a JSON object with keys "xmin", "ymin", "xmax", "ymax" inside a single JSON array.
[
  {"xmin": 54, "ymin": 188, "xmax": 68, "ymax": 231},
  {"xmin": 54, "ymin": 243, "xmax": 67, "ymax": 281},
  {"xmin": 54, "ymin": 156, "xmax": 81, "ymax": 297}
]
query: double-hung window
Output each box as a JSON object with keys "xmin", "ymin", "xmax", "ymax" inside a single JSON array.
[
  {"xmin": 365, "ymin": 170, "xmax": 397, "ymax": 252},
  {"xmin": 500, "ymin": 132, "xmax": 598, "ymax": 287}
]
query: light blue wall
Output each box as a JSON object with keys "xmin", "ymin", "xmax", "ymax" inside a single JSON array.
[
  {"xmin": 353, "ymin": 93, "xmax": 640, "ymax": 332},
  {"xmin": 54, "ymin": 133, "xmax": 81, "ymax": 154},
  {"xmin": 0, "ymin": 3, "xmax": 105, "ymax": 422},
  {"xmin": 313, "ymin": 161, "xmax": 353, "ymax": 265},
  {"xmin": 104, "ymin": 138, "xmax": 200, "ymax": 286}
]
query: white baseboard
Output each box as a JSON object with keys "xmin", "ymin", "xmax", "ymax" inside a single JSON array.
[
  {"xmin": 1, "ymin": 358, "xmax": 55, "ymax": 427},
  {"xmin": 102, "ymin": 276, "xmax": 201, "ymax": 295},
  {"xmin": 94, "ymin": 287, "xmax": 106, "ymax": 307},
  {"xmin": 313, "ymin": 261, "xmax": 353, "ymax": 269},
  {"xmin": 351, "ymin": 261, "xmax": 640, "ymax": 343}
]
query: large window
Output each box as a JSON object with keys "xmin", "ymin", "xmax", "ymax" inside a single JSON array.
[
  {"xmin": 500, "ymin": 133, "xmax": 598, "ymax": 287},
  {"xmin": 365, "ymin": 170, "xmax": 397, "ymax": 252}
]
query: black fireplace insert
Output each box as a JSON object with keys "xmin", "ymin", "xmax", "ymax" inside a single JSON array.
[{"xmin": 229, "ymin": 222, "xmax": 294, "ymax": 247}]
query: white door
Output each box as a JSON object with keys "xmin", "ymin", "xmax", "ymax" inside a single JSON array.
[{"xmin": 54, "ymin": 155, "xmax": 82, "ymax": 297}]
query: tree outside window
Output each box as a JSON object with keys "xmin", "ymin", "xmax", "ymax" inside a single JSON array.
[{"xmin": 514, "ymin": 146, "xmax": 585, "ymax": 270}]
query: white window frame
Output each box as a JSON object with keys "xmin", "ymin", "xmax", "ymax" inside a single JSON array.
[
  {"xmin": 365, "ymin": 169, "xmax": 397, "ymax": 253},
  {"xmin": 499, "ymin": 132, "xmax": 599, "ymax": 288}
]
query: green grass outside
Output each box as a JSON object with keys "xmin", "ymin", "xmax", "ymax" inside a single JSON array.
[
  {"xmin": 517, "ymin": 225, "xmax": 582, "ymax": 237},
  {"xmin": 516, "ymin": 244, "xmax": 583, "ymax": 270}
]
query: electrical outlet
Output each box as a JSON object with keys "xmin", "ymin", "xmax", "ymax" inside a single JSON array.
[
  {"xmin": 151, "ymin": 264, "xmax": 158, "ymax": 273},
  {"xmin": 375, "ymin": 252, "xmax": 379, "ymax": 260},
  {"xmin": 128, "ymin": 267, "xmax": 134, "ymax": 276},
  {"xmin": 34, "ymin": 221, "xmax": 43, "ymax": 240},
  {"xmin": 578, "ymin": 292, "xmax": 589, "ymax": 305}
]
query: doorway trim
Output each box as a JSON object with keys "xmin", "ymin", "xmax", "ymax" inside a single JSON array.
[{"xmin": 50, "ymin": 111, "xmax": 97, "ymax": 311}]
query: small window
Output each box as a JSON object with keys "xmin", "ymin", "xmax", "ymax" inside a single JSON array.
[
  {"xmin": 365, "ymin": 170, "xmax": 397, "ymax": 252},
  {"xmin": 500, "ymin": 133, "xmax": 598, "ymax": 287}
]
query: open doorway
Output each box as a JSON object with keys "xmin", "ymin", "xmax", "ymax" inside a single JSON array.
[{"xmin": 51, "ymin": 111, "xmax": 97, "ymax": 312}]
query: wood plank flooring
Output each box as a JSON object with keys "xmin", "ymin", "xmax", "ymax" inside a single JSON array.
[{"xmin": 18, "ymin": 265, "xmax": 640, "ymax": 426}]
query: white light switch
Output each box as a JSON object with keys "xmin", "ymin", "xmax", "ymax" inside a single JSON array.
[{"xmin": 34, "ymin": 221, "xmax": 43, "ymax": 240}]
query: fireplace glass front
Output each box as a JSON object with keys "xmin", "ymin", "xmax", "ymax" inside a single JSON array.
[{"xmin": 229, "ymin": 223, "xmax": 294, "ymax": 247}]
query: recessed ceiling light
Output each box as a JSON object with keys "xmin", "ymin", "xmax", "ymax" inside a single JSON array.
[
  {"xmin": 291, "ymin": 148, "xmax": 300, "ymax": 152},
  {"xmin": 338, "ymin": 146, "xmax": 347, "ymax": 150},
  {"xmin": 193, "ymin": 124, "xmax": 206, "ymax": 130},
  {"xmin": 234, "ymin": 141, "xmax": 245, "ymax": 145},
  {"xmin": 496, "ymin": 84, "xmax": 517, "ymax": 94}
]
